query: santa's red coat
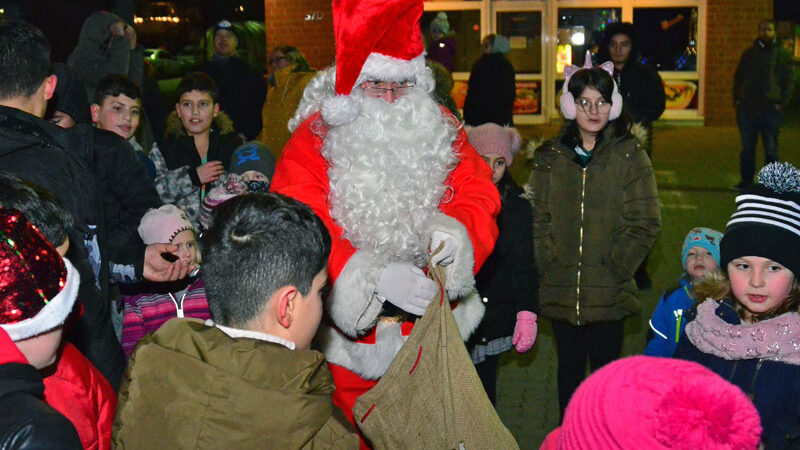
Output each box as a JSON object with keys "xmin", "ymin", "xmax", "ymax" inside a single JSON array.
[{"xmin": 272, "ymin": 111, "xmax": 500, "ymax": 444}]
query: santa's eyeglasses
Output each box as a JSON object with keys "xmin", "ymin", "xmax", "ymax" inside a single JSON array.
[{"xmin": 359, "ymin": 80, "xmax": 415, "ymax": 98}]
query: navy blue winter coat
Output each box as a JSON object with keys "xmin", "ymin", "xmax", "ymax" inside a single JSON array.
[{"xmin": 674, "ymin": 299, "xmax": 800, "ymax": 449}]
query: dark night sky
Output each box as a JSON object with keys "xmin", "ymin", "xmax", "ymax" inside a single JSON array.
[
  {"xmin": 775, "ymin": 0, "xmax": 800, "ymax": 22},
  {"xmin": 0, "ymin": 0, "xmax": 264, "ymax": 61}
]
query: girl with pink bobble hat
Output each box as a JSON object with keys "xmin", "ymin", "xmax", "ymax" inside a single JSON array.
[{"xmin": 465, "ymin": 122, "xmax": 538, "ymax": 405}]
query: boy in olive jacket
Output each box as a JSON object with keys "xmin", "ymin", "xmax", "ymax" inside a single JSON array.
[{"xmin": 113, "ymin": 194, "xmax": 358, "ymax": 449}]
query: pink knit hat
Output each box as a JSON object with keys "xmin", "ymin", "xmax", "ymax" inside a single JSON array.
[
  {"xmin": 465, "ymin": 123, "xmax": 522, "ymax": 167},
  {"xmin": 552, "ymin": 356, "xmax": 762, "ymax": 450},
  {"xmin": 137, "ymin": 205, "xmax": 195, "ymax": 245}
]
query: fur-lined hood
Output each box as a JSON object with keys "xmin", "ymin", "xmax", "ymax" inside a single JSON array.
[{"xmin": 164, "ymin": 110, "xmax": 235, "ymax": 137}]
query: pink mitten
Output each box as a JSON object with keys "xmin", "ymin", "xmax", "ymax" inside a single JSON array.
[{"xmin": 512, "ymin": 310, "xmax": 538, "ymax": 353}]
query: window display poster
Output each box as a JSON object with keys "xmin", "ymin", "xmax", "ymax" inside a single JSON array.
[{"xmin": 514, "ymin": 80, "xmax": 540, "ymax": 115}]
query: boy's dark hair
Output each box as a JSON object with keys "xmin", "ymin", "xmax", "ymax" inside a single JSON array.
[
  {"xmin": 0, "ymin": 172, "xmax": 73, "ymax": 247},
  {"xmin": 562, "ymin": 67, "xmax": 631, "ymax": 148},
  {"xmin": 176, "ymin": 72, "xmax": 218, "ymax": 103},
  {"xmin": 0, "ymin": 21, "xmax": 51, "ymax": 99},
  {"xmin": 202, "ymin": 193, "xmax": 331, "ymax": 328},
  {"xmin": 94, "ymin": 73, "xmax": 141, "ymax": 105}
]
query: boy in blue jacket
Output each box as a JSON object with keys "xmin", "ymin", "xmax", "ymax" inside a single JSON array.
[{"xmin": 644, "ymin": 227, "xmax": 722, "ymax": 357}]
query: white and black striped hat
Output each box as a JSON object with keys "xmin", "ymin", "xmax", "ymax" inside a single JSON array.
[{"xmin": 721, "ymin": 162, "xmax": 800, "ymax": 276}]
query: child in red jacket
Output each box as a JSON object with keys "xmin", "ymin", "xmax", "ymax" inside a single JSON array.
[{"xmin": 0, "ymin": 174, "xmax": 116, "ymax": 450}]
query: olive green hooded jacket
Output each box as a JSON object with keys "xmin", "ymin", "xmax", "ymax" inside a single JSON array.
[
  {"xmin": 528, "ymin": 127, "xmax": 661, "ymax": 325},
  {"xmin": 112, "ymin": 319, "xmax": 358, "ymax": 449}
]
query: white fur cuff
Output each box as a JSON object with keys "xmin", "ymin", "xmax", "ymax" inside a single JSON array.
[
  {"xmin": 328, "ymin": 250, "xmax": 385, "ymax": 338},
  {"xmin": 452, "ymin": 291, "xmax": 485, "ymax": 341},
  {"xmin": 316, "ymin": 322, "xmax": 408, "ymax": 380},
  {"xmin": 428, "ymin": 213, "xmax": 475, "ymax": 298}
]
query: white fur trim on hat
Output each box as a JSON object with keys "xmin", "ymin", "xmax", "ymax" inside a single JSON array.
[
  {"xmin": 358, "ymin": 53, "xmax": 427, "ymax": 85},
  {"xmin": 1, "ymin": 257, "xmax": 79, "ymax": 342}
]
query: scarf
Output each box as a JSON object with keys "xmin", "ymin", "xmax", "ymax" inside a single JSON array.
[{"xmin": 685, "ymin": 299, "xmax": 800, "ymax": 365}]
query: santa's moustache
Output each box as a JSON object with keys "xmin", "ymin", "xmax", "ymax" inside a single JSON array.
[{"xmin": 323, "ymin": 89, "xmax": 459, "ymax": 264}]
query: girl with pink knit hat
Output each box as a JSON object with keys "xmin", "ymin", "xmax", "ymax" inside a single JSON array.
[
  {"xmin": 120, "ymin": 205, "xmax": 210, "ymax": 357},
  {"xmin": 465, "ymin": 122, "xmax": 539, "ymax": 404}
]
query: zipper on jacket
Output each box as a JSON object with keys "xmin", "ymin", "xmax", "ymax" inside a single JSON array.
[
  {"xmin": 168, "ymin": 291, "xmax": 188, "ymax": 318},
  {"xmin": 575, "ymin": 168, "xmax": 587, "ymax": 325},
  {"xmin": 747, "ymin": 359, "xmax": 764, "ymax": 402}
]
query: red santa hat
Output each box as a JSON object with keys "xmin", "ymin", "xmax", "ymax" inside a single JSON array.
[
  {"xmin": 0, "ymin": 208, "xmax": 79, "ymax": 342},
  {"xmin": 321, "ymin": 0, "xmax": 425, "ymax": 126}
]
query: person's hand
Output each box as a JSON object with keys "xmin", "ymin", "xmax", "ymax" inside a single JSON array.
[
  {"xmin": 110, "ymin": 21, "xmax": 125, "ymax": 38},
  {"xmin": 123, "ymin": 24, "xmax": 137, "ymax": 50},
  {"xmin": 197, "ymin": 161, "xmax": 225, "ymax": 184},
  {"xmin": 143, "ymin": 243, "xmax": 194, "ymax": 282},
  {"xmin": 375, "ymin": 262, "xmax": 438, "ymax": 316},
  {"xmin": 512, "ymin": 311, "xmax": 538, "ymax": 353},
  {"xmin": 430, "ymin": 230, "xmax": 458, "ymax": 266}
]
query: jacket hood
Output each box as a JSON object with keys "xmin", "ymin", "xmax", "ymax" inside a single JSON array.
[
  {"xmin": 117, "ymin": 319, "xmax": 336, "ymax": 447},
  {"xmin": 0, "ymin": 328, "xmax": 28, "ymax": 365},
  {"xmin": 164, "ymin": 110, "xmax": 235, "ymax": 137},
  {"xmin": 76, "ymin": 10, "xmax": 123, "ymax": 48}
]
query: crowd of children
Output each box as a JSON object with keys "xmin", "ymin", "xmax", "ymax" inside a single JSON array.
[{"xmin": 3, "ymin": 8, "xmax": 800, "ymax": 450}]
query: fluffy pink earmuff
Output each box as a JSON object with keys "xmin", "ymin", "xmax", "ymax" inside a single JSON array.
[{"xmin": 559, "ymin": 50, "xmax": 623, "ymax": 121}]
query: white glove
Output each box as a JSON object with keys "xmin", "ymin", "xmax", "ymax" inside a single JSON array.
[
  {"xmin": 375, "ymin": 262, "xmax": 438, "ymax": 316},
  {"xmin": 430, "ymin": 230, "xmax": 458, "ymax": 267}
]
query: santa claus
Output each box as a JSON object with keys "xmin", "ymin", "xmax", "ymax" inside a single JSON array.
[{"xmin": 271, "ymin": 0, "xmax": 501, "ymax": 440}]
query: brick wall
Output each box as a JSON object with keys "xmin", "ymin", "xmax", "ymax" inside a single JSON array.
[
  {"xmin": 705, "ymin": 0, "xmax": 773, "ymax": 125},
  {"xmin": 264, "ymin": 0, "xmax": 335, "ymax": 71}
]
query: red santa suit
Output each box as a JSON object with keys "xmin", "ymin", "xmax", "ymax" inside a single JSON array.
[{"xmin": 271, "ymin": 109, "xmax": 500, "ymax": 429}]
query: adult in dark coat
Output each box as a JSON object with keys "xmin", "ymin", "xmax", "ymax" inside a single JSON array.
[
  {"xmin": 598, "ymin": 22, "xmax": 665, "ymax": 156},
  {"xmin": 201, "ymin": 20, "xmax": 267, "ymax": 141},
  {"xmin": 0, "ymin": 20, "xmax": 191, "ymax": 390},
  {"xmin": 463, "ymin": 34, "xmax": 516, "ymax": 127},
  {"xmin": 598, "ymin": 22, "xmax": 665, "ymax": 291},
  {"xmin": 732, "ymin": 20, "xmax": 794, "ymax": 190}
]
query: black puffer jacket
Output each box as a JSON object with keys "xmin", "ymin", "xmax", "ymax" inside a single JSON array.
[
  {"xmin": 614, "ymin": 61, "xmax": 666, "ymax": 125},
  {"xmin": 0, "ymin": 106, "xmax": 126, "ymax": 389},
  {"xmin": 68, "ymin": 125, "xmax": 161, "ymax": 270},
  {"xmin": 463, "ymin": 53, "xmax": 516, "ymax": 127},
  {"xmin": 470, "ymin": 181, "xmax": 538, "ymax": 343}
]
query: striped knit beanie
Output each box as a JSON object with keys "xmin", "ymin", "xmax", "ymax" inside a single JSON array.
[{"xmin": 721, "ymin": 162, "xmax": 800, "ymax": 276}]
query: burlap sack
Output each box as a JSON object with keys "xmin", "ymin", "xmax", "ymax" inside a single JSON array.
[{"xmin": 353, "ymin": 263, "xmax": 519, "ymax": 449}]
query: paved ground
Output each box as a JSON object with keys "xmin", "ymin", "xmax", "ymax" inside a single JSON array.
[{"xmin": 497, "ymin": 117, "xmax": 800, "ymax": 449}]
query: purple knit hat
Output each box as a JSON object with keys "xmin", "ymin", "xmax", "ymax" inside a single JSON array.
[
  {"xmin": 554, "ymin": 356, "xmax": 762, "ymax": 450},
  {"xmin": 465, "ymin": 123, "xmax": 522, "ymax": 167}
]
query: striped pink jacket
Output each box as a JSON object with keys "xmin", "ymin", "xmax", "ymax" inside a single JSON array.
[{"xmin": 121, "ymin": 276, "xmax": 210, "ymax": 357}]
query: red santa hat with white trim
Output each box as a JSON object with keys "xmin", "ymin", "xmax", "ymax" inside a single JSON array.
[
  {"xmin": 321, "ymin": 0, "xmax": 426, "ymax": 126},
  {"xmin": 0, "ymin": 208, "xmax": 79, "ymax": 342}
]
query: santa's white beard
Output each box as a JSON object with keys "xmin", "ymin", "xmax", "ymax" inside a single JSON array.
[{"xmin": 323, "ymin": 90, "xmax": 459, "ymax": 264}]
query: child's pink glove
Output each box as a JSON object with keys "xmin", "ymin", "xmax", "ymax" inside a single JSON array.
[{"xmin": 512, "ymin": 311, "xmax": 538, "ymax": 353}]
